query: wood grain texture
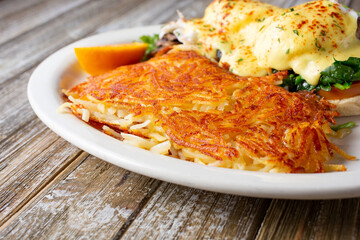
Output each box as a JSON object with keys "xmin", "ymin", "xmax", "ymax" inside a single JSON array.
[
  {"xmin": 350, "ymin": 0, "xmax": 360, "ymax": 11},
  {"xmin": 0, "ymin": 69, "xmax": 38, "ymax": 143},
  {"xmin": 255, "ymin": 199, "xmax": 360, "ymax": 239},
  {"xmin": 0, "ymin": 0, "xmax": 91, "ymax": 46},
  {"xmin": 0, "ymin": 128, "xmax": 83, "ymax": 226},
  {"xmin": 0, "ymin": 0, "xmax": 170, "ymax": 84},
  {"xmin": 0, "ymin": 0, "xmax": 45, "ymax": 19},
  {"xmin": 0, "ymin": 65, "xmax": 83, "ymax": 226},
  {"xmin": 0, "ymin": 156, "xmax": 161, "ymax": 239},
  {"xmin": 93, "ymin": 0, "xmax": 212, "ymax": 34},
  {"xmin": 120, "ymin": 183, "xmax": 270, "ymax": 240}
]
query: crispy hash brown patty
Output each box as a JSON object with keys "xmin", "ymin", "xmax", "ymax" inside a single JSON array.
[{"xmin": 62, "ymin": 50, "xmax": 354, "ymax": 173}]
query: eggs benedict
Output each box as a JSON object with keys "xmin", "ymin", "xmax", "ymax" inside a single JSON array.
[{"xmin": 161, "ymin": 0, "xmax": 360, "ymax": 116}]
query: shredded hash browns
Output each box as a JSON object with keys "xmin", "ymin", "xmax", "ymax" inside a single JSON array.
[{"xmin": 62, "ymin": 50, "xmax": 354, "ymax": 173}]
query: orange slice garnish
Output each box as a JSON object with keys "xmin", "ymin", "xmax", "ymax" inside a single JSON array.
[{"xmin": 75, "ymin": 42, "xmax": 148, "ymax": 76}]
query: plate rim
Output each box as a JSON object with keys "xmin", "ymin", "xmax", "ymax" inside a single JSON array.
[{"xmin": 27, "ymin": 25, "xmax": 360, "ymax": 200}]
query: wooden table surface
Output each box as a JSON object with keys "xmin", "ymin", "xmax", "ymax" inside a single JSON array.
[{"xmin": 1, "ymin": 0, "xmax": 360, "ymax": 239}]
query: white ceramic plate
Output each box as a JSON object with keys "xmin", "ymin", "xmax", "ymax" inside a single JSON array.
[{"xmin": 28, "ymin": 25, "xmax": 360, "ymax": 199}]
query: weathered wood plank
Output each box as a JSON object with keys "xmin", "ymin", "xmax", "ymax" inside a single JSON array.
[
  {"xmin": 0, "ymin": 69, "xmax": 38, "ymax": 143},
  {"xmin": 350, "ymin": 0, "xmax": 360, "ymax": 11},
  {"xmin": 301, "ymin": 199, "xmax": 360, "ymax": 239},
  {"xmin": 0, "ymin": 156, "xmax": 161, "ymax": 239},
  {"xmin": 0, "ymin": 118, "xmax": 47, "ymax": 169},
  {"xmin": 0, "ymin": 57, "xmax": 84, "ymax": 226},
  {"xmin": 0, "ymin": 0, "xmax": 91, "ymax": 46},
  {"xmin": 0, "ymin": 128, "xmax": 83, "ymax": 225},
  {"xmin": 0, "ymin": 0, "xmax": 45, "ymax": 19},
  {"xmin": 0, "ymin": 0, "xmax": 183, "ymax": 85},
  {"xmin": 94, "ymin": 0, "xmax": 212, "ymax": 33},
  {"xmin": 0, "ymin": 151, "xmax": 89, "ymax": 230},
  {"xmin": 120, "ymin": 183, "xmax": 270, "ymax": 240},
  {"xmin": 255, "ymin": 199, "xmax": 360, "ymax": 239}
]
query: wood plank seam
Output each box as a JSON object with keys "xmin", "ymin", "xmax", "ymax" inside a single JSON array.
[
  {"xmin": 0, "ymin": 0, "xmax": 92, "ymax": 51},
  {"xmin": 0, "ymin": 0, "xmax": 48, "ymax": 20},
  {"xmin": 115, "ymin": 171, "xmax": 131, "ymax": 187},
  {"xmin": 0, "ymin": 139, "xmax": 80, "ymax": 225},
  {"xmin": 0, "ymin": 119, "xmax": 47, "ymax": 161},
  {"xmin": 0, "ymin": 0, "xmax": 53, "ymax": 21},
  {"xmin": 193, "ymin": 193, "xmax": 222, "ymax": 239},
  {"xmin": 0, "ymin": 1, "xmax": 97, "ymax": 86},
  {"xmin": 0, "ymin": 133, "xmax": 59, "ymax": 189},
  {"xmin": 0, "ymin": 67, "xmax": 38, "ymax": 96},
  {"xmin": 254, "ymin": 199, "xmax": 273, "ymax": 240},
  {"xmin": 0, "ymin": 151, "xmax": 89, "ymax": 230},
  {"xmin": 174, "ymin": 192, "xmax": 205, "ymax": 235},
  {"xmin": 0, "ymin": 0, "xmax": 150, "ymax": 86},
  {"xmin": 111, "ymin": 181, "xmax": 164, "ymax": 240},
  {"xmin": 0, "ymin": 0, "xmax": 148, "ymax": 53}
]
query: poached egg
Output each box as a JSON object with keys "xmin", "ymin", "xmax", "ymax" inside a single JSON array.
[{"xmin": 164, "ymin": 0, "xmax": 360, "ymax": 86}]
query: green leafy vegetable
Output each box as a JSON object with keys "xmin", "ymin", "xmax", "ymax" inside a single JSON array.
[
  {"xmin": 280, "ymin": 57, "xmax": 360, "ymax": 92},
  {"xmin": 280, "ymin": 73, "xmax": 316, "ymax": 92},
  {"xmin": 330, "ymin": 121, "xmax": 356, "ymax": 131},
  {"xmin": 319, "ymin": 57, "xmax": 360, "ymax": 91},
  {"xmin": 140, "ymin": 34, "xmax": 159, "ymax": 60}
]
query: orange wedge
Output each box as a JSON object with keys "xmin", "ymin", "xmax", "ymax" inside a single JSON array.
[{"xmin": 74, "ymin": 42, "xmax": 148, "ymax": 76}]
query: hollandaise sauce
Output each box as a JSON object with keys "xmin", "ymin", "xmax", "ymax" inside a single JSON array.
[{"xmin": 177, "ymin": 0, "xmax": 360, "ymax": 86}]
